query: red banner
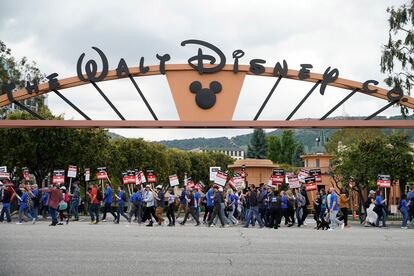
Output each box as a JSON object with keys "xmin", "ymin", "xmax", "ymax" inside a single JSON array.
[
  {"xmin": 146, "ymin": 170, "xmax": 157, "ymax": 183},
  {"xmin": 304, "ymin": 176, "xmax": 317, "ymax": 191},
  {"xmin": 377, "ymin": 175, "xmax": 391, "ymax": 188},
  {"xmin": 96, "ymin": 167, "xmax": 108, "ymax": 180},
  {"xmin": 309, "ymin": 169, "xmax": 322, "ymax": 183},
  {"xmin": 272, "ymin": 169, "xmax": 285, "ymax": 184},
  {"xmin": 52, "ymin": 170, "xmax": 65, "ymax": 185}
]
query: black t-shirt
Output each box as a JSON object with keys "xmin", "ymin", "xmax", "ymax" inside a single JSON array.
[
  {"xmin": 214, "ymin": 191, "xmax": 223, "ymax": 206},
  {"xmin": 156, "ymin": 191, "xmax": 165, "ymax": 207},
  {"xmin": 188, "ymin": 194, "xmax": 195, "ymax": 206},
  {"xmin": 1, "ymin": 189, "xmax": 11, "ymax": 203},
  {"xmin": 249, "ymin": 190, "xmax": 258, "ymax": 207}
]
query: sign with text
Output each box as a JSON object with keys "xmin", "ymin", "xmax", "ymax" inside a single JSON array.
[
  {"xmin": 377, "ymin": 174, "xmax": 391, "ymax": 188},
  {"xmin": 228, "ymin": 175, "xmax": 245, "ymax": 190},
  {"xmin": 272, "ymin": 169, "xmax": 285, "ymax": 185},
  {"xmin": 96, "ymin": 167, "xmax": 108, "ymax": 180},
  {"xmin": 146, "ymin": 169, "xmax": 157, "ymax": 183},
  {"xmin": 0, "ymin": 166, "xmax": 9, "ymax": 179},
  {"xmin": 67, "ymin": 165, "xmax": 77, "ymax": 178},
  {"xmin": 169, "ymin": 174, "xmax": 180, "ymax": 187},
  {"xmin": 122, "ymin": 171, "xmax": 136, "ymax": 185},
  {"xmin": 214, "ymin": 171, "xmax": 228, "ymax": 186},
  {"xmin": 209, "ymin": 167, "xmax": 221, "ymax": 181},
  {"xmin": 84, "ymin": 168, "xmax": 90, "ymax": 182},
  {"xmin": 52, "ymin": 169, "xmax": 65, "ymax": 185},
  {"xmin": 287, "ymin": 174, "xmax": 301, "ymax": 189},
  {"xmin": 304, "ymin": 176, "xmax": 317, "ymax": 191},
  {"xmin": 309, "ymin": 169, "xmax": 322, "ymax": 183},
  {"xmin": 298, "ymin": 169, "xmax": 309, "ymax": 183}
]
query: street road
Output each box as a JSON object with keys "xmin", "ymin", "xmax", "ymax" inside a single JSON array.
[{"xmin": 0, "ymin": 220, "xmax": 412, "ymax": 276}]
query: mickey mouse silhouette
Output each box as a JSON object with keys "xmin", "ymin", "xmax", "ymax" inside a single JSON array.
[{"xmin": 189, "ymin": 81, "xmax": 222, "ymax": 109}]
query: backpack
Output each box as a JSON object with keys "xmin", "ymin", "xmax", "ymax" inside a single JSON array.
[
  {"xmin": 97, "ymin": 190, "xmax": 103, "ymax": 201},
  {"xmin": 297, "ymin": 194, "xmax": 306, "ymax": 208}
]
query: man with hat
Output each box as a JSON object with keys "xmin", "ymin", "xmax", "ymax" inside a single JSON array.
[
  {"xmin": 143, "ymin": 184, "xmax": 157, "ymax": 226},
  {"xmin": 154, "ymin": 185, "xmax": 165, "ymax": 226}
]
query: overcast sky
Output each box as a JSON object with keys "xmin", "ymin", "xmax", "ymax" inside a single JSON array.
[{"xmin": 0, "ymin": 0, "xmax": 407, "ymax": 141}]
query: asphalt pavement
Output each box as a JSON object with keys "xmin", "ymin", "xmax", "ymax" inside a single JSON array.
[{"xmin": 0, "ymin": 218, "xmax": 413, "ymax": 276}]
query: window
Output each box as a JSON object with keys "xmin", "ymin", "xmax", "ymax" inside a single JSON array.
[{"xmin": 316, "ymin": 159, "xmax": 320, "ymax": 167}]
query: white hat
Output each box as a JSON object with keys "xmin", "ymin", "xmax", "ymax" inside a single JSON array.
[
  {"xmin": 218, "ymin": 187, "xmax": 223, "ymax": 192},
  {"xmin": 60, "ymin": 186, "xmax": 66, "ymax": 190},
  {"xmin": 156, "ymin": 185, "xmax": 162, "ymax": 189}
]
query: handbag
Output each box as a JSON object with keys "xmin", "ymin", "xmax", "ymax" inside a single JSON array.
[{"xmin": 58, "ymin": 200, "xmax": 67, "ymax": 211}]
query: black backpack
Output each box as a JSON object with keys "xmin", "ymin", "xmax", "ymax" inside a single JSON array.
[{"xmin": 97, "ymin": 190, "xmax": 103, "ymax": 201}]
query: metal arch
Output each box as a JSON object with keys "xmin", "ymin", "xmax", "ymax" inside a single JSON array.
[{"xmin": 2, "ymin": 64, "xmax": 414, "ymax": 110}]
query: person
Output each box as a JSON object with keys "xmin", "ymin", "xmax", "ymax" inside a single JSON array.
[
  {"xmin": 258, "ymin": 184, "xmax": 267, "ymax": 225},
  {"xmin": 40, "ymin": 185, "xmax": 63, "ymax": 226},
  {"xmin": 226, "ymin": 188, "xmax": 238, "ymax": 225},
  {"xmin": 286, "ymin": 190, "xmax": 295, "ymax": 227},
  {"xmin": 364, "ymin": 190, "xmax": 377, "ymax": 226},
  {"xmin": 313, "ymin": 192, "xmax": 322, "ymax": 224},
  {"xmin": 408, "ymin": 186, "xmax": 414, "ymax": 225},
  {"xmin": 69, "ymin": 182, "xmax": 81, "ymax": 221},
  {"xmin": 31, "ymin": 184, "xmax": 40, "ymax": 221},
  {"xmin": 180, "ymin": 188, "xmax": 201, "ymax": 226},
  {"xmin": 154, "ymin": 185, "xmax": 165, "ymax": 226},
  {"xmin": 280, "ymin": 191, "xmax": 290, "ymax": 225},
  {"xmin": 268, "ymin": 189, "xmax": 282, "ymax": 229},
  {"xmin": 87, "ymin": 184, "xmax": 100, "ymax": 224},
  {"xmin": 320, "ymin": 189, "xmax": 327, "ymax": 221},
  {"xmin": 244, "ymin": 185, "xmax": 264, "ymax": 228},
  {"xmin": 143, "ymin": 184, "xmax": 157, "ymax": 226},
  {"xmin": 112, "ymin": 186, "xmax": 126, "ymax": 224},
  {"xmin": 374, "ymin": 190, "xmax": 387, "ymax": 228},
  {"xmin": 194, "ymin": 187, "xmax": 201, "ymax": 220},
  {"xmin": 203, "ymin": 186, "xmax": 214, "ymax": 223},
  {"xmin": 58, "ymin": 186, "xmax": 69, "ymax": 225},
  {"xmin": 328, "ymin": 187, "xmax": 344, "ymax": 230},
  {"xmin": 400, "ymin": 194, "xmax": 409, "ymax": 229},
  {"xmin": 40, "ymin": 190, "xmax": 49, "ymax": 219},
  {"xmin": 213, "ymin": 186, "xmax": 230, "ymax": 225},
  {"xmin": 17, "ymin": 185, "xmax": 34, "ymax": 224},
  {"xmin": 295, "ymin": 189, "xmax": 306, "ymax": 227},
  {"xmin": 102, "ymin": 183, "xmax": 117, "ymax": 222},
  {"xmin": 129, "ymin": 186, "xmax": 143, "ymax": 224},
  {"xmin": 339, "ymin": 188, "xmax": 350, "ymax": 227},
  {"xmin": 0, "ymin": 182, "xmax": 13, "ymax": 223},
  {"xmin": 166, "ymin": 188, "xmax": 177, "ymax": 226},
  {"xmin": 176, "ymin": 188, "xmax": 187, "ymax": 219},
  {"xmin": 301, "ymin": 186, "xmax": 310, "ymax": 225},
  {"xmin": 208, "ymin": 185, "xmax": 226, "ymax": 227}
]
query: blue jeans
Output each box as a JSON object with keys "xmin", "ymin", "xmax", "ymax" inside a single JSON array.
[
  {"xmin": 296, "ymin": 207, "xmax": 303, "ymax": 226},
  {"xmin": 50, "ymin": 207, "xmax": 58, "ymax": 225},
  {"xmin": 0, "ymin": 203, "xmax": 11, "ymax": 222},
  {"xmin": 330, "ymin": 209, "xmax": 343, "ymax": 229},
  {"xmin": 31, "ymin": 205, "xmax": 39, "ymax": 220},
  {"xmin": 117, "ymin": 202, "xmax": 129, "ymax": 223},
  {"xmin": 319, "ymin": 207, "xmax": 326, "ymax": 221},
  {"xmin": 89, "ymin": 204, "xmax": 100, "ymax": 222},
  {"xmin": 213, "ymin": 203, "xmax": 229, "ymax": 225},
  {"xmin": 18, "ymin": 206, "xmax": 32, "ymax": 223},
  {"xmin": 244, "ymin": 206, "xmax": 263, "ymax": 227},
  {"xmin": 401, "ymin": 209, "xmax": 408, "ymax": 227},
  {"xmin": 70, "ymin": 199, "xmax": 79, "ymax": 219}
]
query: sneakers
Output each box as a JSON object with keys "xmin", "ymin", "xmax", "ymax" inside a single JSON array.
[
  {"xmin": 89, "ymin": 220, "xmax": 96, "ymax": 225},
  {"xmin": 341, "ymin": 223, "xmax": 345, "ymax": 230},
  {"xmin": 327, "ymin": 228, "xmax": 333, "ymax": 231},
  {"xmin": 16, "ymin": 222, "xmax": 23, "ymax": 225},
  {"xmin": 32, "ymin": 218, "xmax": 36, "ymax": 224},
  {"xmin": 401, "ymin": 226, "xmax": 408, "ymax": 229},
  {"xmin": 102, "ymin": 219, "xmax": 107, "ymax": 222}
]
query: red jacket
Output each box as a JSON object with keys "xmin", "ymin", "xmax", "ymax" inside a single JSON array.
[{"xmin": 47, "ymin": 188, "xmax": 63, "ymax": 209}]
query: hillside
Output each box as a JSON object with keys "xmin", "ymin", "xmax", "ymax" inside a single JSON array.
[{"xmin": 157, "ymin": 115, "xmax": 414, "ymax": 152}]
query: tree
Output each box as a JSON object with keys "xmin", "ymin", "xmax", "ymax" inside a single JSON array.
[
  {"xmin": 0, "ymin": 40, "xmax": 46, "ymax": 115},
  {"xmin": 292, "ymin": 142, "xmax": 304, "ymax": 167},
  {"xmin": 381, "ymin": 1, "xmax": 414, "ymax": 115},
  {"xmin": 247, "ymin": 129, "xmax": 267, "ymax": 159},
  {"xmin": 280, "ymin": 130, "xmax": 296, "ymax": 164},
  {"xmin": 267, "ymin": 136, "xmax": 281, "ymax": 163},
  {"xmin": 325, "ymin": 128, "xmax": 384, "ymax": 153}
]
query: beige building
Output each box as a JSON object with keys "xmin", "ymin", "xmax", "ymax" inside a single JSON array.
[{"xmin": 228, "ymin": 159, "xmax": 277, "ymax": 185}]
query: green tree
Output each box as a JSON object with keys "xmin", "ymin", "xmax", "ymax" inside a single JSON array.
[
  {"xmin": 381, "ymin": 1, "xmax": 414, "ymax": 115},
  {"xmin": 267, "ymin": 136, "xmax": 281, "ymax": 163},
  {"xmin": 325, "ymin": 128, "xmax": 384, "ymax": 153},
  {"xmin": 280, "ymin": 130, "xmax": 296, "ymax": 164},
  {"xmin": 0, "ymin": 40, "xmax": 46, "ymax": 114},
  {"xmin": 292, "ymin": 142, "xmax": 304, "ymax": 167},
  {"xmin": 247, "ymin": 129, "xmax": 267, "ymax": 159}
]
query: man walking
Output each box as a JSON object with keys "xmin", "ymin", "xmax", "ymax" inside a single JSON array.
[
  {"xmin": 69, "ymin": 182, "xmax": 81, "ymax": 221},
  {"xmin": 143, "ymin": 185, "xmax": 157, "ymax": 226},
  {"xmin": 180, "ymin": 188, "xmax": 201, "ymax": 226},
  {"xmin": 208, "ymin": 185, "xmax": 226, "ymax": 227},
  {"xmin": 328, "ymin": 187, "xmax": 344, "ymax": 230},
  {"xmin": 87, "ymin": 184, "xmax": 100, "ymax": 224},
  {"xmin": 176, "ymin": 188, "xmax": 187, "ymax": 219},
  {"xmin": 115, "ymin": 186, "xmax": 129, "ymax": 224},
  {"xmin": 244, "ymin": 185, "xmax": 264, "ymax": 228},
  {"xmin": 203, "ymin": 186, "xmax": 214, "ymax": 224},
  {"xmin": 154, "ymin": 185, "xmax": 165, "ymax": 226},
  {"xmin": 102, "ymin": 183, "xmax": 117, "ymax": 222},
  {"xmin": 40, "ymin": 185, "xmax": 63, "ymax": 226},
  {"xmin": 128, "ymin": 186, "xmax": 143, "ymax": 224}
]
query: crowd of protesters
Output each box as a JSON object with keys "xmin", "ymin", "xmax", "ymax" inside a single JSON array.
[{"xmin": 1, "ymin": 179, "xmax": 414, "ymax": 230}]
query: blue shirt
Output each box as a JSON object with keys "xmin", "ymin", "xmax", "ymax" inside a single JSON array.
[
  {"xmin": 118, "ymin": 190, "xmax": 126, "ymax": 204},
  {"xmin": 281, "ymin": 196, "xmax": 288, "ymax": 209},
  {"xmin": 179, "ymin": 190, "xmax": 187, "ymax": 205},
  {"xmin": 130, "ymin": 192, "xmax": 142, "ymax": 206},
  {"xmin": 20, "ymin": 192, "xmax": 28, "ymax": 208},
  {"xmin": 194, "ymin": 192, "xmax": 201, "ymax": 208},
  {"xmin": 330, "ymin": 193, "xmax": 339, "ymax": 211},
  {"xmin": 105, "ymin": 187, "xmax": 113, "ymax": 204},
  {"xmin": 41, "ymin": 192, "xmax": 49, "ymax": 205},
  {"xmin": 375, "ymin": 195, "xmax": 383, "ymax": 206},
  {"xmin": 33, "ymin": 189, "xmax": 40, "ymax": 199},
  {"xmin": 400, "ymin": 199, "xmax": 407, "ymax": 212},
  {"xmin": 206, "ymin": 189, "xmax": 214, "ymax": 206}
]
